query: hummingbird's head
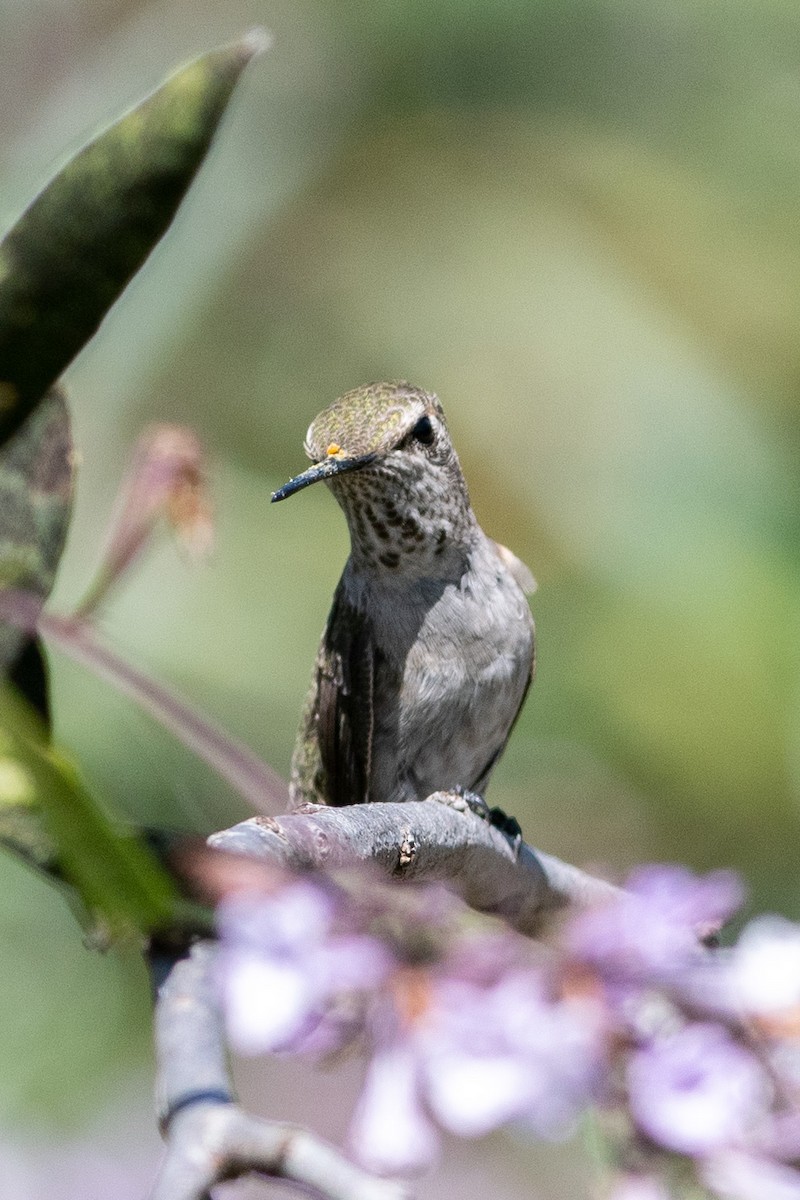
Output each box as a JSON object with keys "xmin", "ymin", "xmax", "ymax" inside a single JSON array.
[{"xmin": 272, "ymin": 382, "xmax": 476, "ymax": 572}]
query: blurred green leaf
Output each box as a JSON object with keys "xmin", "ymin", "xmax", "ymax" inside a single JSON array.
[
  {"xmin": 0, "ymin": 686, "xmax": 179, "ymax": 938},
  {"xmin": 0, "ymin": 31, "xmax": 264, "ymax": 446}
]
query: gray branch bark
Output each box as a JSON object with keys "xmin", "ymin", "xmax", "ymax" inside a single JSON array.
[{"xmin": 208, "ymin": 797, "xmax": 620, "ymax": 936}]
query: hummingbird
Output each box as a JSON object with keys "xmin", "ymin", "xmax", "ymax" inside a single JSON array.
[{"xmin": 272, "ymin": 381, "xmax": 535, "ymax": 810}]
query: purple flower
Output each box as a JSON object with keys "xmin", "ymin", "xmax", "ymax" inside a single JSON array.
[
  {"xmin": 727, "ymin": 916, "xmax": 800, "ymax": 1017},
  {"xmin": 609, "ymin": 1176, "xmax": 671, "ymax": 1200},
  {"xmin": 676, "ymin": 914, "xmax": 800, "ymax": 1027},
  {"xmin": 568, "ymin": 865, "xmax": 743, "ymax": 982},
  {"xmin": 627, "ymin": 1023, "xmax": 770, "ymax": 1156},
  {"xmin": 348, "ymin": 967, "xmax": 602, "ymax": 1173},
  {"xmin": 421, "ymin": 972, "xmax": 601, "ymax": 1138},
  {"xmin": 702, "ymin": 1153, "xmax": 800, "ymax": 1200},
  {"xmin": 350, "ymin": 1042, "xmax": 440, "ymax": 1176},
  {"xmin": 216, "ymin": 882, "xmax": 391, "ymax": 1054}
]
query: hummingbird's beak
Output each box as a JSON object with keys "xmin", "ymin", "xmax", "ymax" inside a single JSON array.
[{"xmin": 271, "ymin": 452, "xmax": 377, "ymax": 502}]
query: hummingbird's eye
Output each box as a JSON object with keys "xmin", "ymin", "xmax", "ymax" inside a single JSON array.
[{"xmin": 410, "ymin": 415, "xmax": 435, "ymax": 445}]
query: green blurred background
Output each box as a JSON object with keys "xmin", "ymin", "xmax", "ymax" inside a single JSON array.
[{"xmin": 2, "ymin": 0, "xmax": 800, "ymax": 1191}]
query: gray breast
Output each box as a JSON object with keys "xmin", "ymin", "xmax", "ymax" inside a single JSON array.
[{"xmin": 365, "ymin": 539, "xmax": 534, "ymax": 802}]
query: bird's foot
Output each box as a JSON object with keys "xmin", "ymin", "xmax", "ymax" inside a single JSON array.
[
  {"xmin": 426, "ymin": 787, "xmax": 523, "ymax": 853},
  {"xmin": 486, "ymin": 805, "xmax": 523, "ymax": 845},
  {"xmin": 427, "ymin": 785, "xmax": 491, "ymax": 819}
]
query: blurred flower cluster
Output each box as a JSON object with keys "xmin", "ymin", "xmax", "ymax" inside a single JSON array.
[{"xmin": 216, "ymin": 866, "xmax": 800, "ymax": 1196}]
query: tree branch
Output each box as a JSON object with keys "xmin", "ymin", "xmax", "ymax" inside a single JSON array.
[
  {"xmin": 153, "ymin": 803, "xmax": 619, "ymax": 1198},
  {"xmin": 208, "ymin": 799, "xmax": 620, "ymax": 936},
  {"xmin": 152, "ymin": 942, "xmax": 409, "ymax": 1200}
]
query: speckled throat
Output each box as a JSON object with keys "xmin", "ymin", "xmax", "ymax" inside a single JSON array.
[{"xmin": 327, "ymin": 454, "xmax": 477, "ymax": 576}]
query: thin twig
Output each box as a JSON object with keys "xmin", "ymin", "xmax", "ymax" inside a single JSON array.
[
  {"xmin": 42, "ymin": 613, "xmax": 289, "ymax": 813},
  {"xmin": 0, "ymin": 589, "xmax": 288, "ymax": 813}
]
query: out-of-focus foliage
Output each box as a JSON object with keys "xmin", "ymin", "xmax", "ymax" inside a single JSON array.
[
  {"xmin": 0, "ymin": 37, "xmax": 261, "ymax": 943},
  {"xmin": 0, "ymin": 686, "xmax": 178, "ymax": 937},
  {"xmin": 0, "ymin": 24, "xmax": 263, "ymax": 1129},
  {"xmin": 0, "ymin": 388, "xmax": 72, "ymax": 673},
  {"xmin": 0, "ymin": 33, "xmax": 261, "ymax": 444},
  {"xmin": 1, "ymin": 0, "xmax": 800, "ymax": 1186}
]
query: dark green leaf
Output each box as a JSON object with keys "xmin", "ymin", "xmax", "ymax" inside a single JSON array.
[
  {"xmin": 0, "ymin": 386, "xmax": 73, "ymax": 677},
  {"xmin": 8, "ymin": 637, "xmax": 51, "ymax": 725},
  {"xmin": 0, "ymin": 33, "xmax": 264, "ymax": 445},
  {"xmin": 0, "ymin": 387, "xmax": 73, "ymax": 860}
]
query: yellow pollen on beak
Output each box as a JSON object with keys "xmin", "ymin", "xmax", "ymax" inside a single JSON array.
[{"xmin": 326, "ymin": 443, "xmax": 341, "ymax": 456}]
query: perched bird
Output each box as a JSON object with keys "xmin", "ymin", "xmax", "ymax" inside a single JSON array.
[{"xmin": 272, "ymin": 381, "xmax": 535, "ymax": 809}]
